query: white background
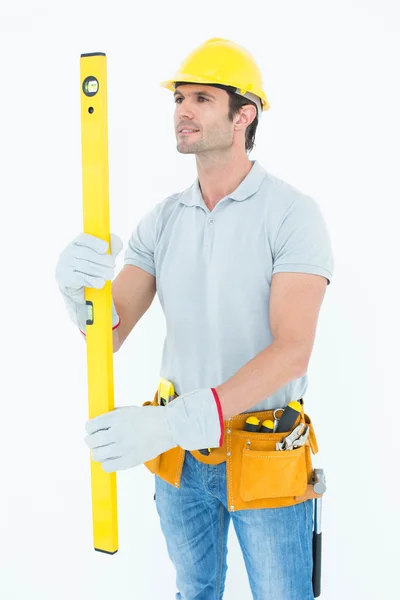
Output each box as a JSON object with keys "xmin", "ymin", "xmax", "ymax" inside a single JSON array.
[{"xmin": 0, "ymin": 1, "xmax": 399, "ymax": 598}]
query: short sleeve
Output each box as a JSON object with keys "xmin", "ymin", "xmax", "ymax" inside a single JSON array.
[
  {"xmin": 272, "ymin": 195, "xmax": 334, "ymax": 285},
  {"xmin": 123, "ymin": 206, "xmax": 160, "ymax": 277}
]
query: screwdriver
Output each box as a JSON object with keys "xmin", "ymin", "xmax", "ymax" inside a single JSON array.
[
  {"xmin": 260, "ymin": 419, "xmax": 274, "ymax": 433},
  {"xmin": 244, "ymin": 418, "xmax": 274, "ymax": 433},
  {"xmin": 274, "ymin": 400, "xmax": 302, "ymax": 433},
  {"xmin": 200, "ymin": 406, "xmax": 297, "ymax": 453},
  {"xmin": 244, "ymin": 416, "xmax": 260, "ymax": 431}
]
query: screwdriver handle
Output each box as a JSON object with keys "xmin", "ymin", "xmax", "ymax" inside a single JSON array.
[
  {"xmin": 260, "ymin": 419, "xmax": 274, "ymax": 433},
  {"xmin": 274, "ymin": 401, "xmax": 302, "ymax": 433},
  {"xmin": 244, "ymin": 416, "xmax": 260, "ymax": 432}
]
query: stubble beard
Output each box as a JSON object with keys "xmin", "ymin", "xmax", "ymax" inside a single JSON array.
[{"xmin": 177, "ymin": 130, "xmax": 233, "ymax": 155}]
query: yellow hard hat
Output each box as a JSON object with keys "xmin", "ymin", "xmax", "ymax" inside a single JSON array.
[{"xmin": 160, "ymin": 37, "xmax": 270, "ymax": 115}]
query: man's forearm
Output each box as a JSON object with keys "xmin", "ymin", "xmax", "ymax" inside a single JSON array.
[
  {"xmin": 215, "ymin": 341, "xmax": 307, "ymax": 419},
  {"xmin": 80, "ymin": 320, "xmax": 121, "ymax": 353},
  {"xmin": 112, "ymin": 327, "xmax": 121, "ymax": 352}
]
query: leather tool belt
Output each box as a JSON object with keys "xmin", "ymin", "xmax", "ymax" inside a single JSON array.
[{"xmin": 142, "ymin": 389, "xmax": 322, "ymax": 511}]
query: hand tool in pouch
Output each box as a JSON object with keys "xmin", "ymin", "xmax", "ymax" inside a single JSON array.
[
  {"xmin": 244, "ymin": 417, "xmax": 275, "ymax": 433},
  {"xmin": 312, "ymin": 468, "xmax": 326, "ymax": 598},
  {"xmin": 244, "ymin": 416, "xmax": 260, "ymax": 431},
  {"xmin": 274, "ymin": 400, "xmax": 302, "ymax": 433},
  {"xmin": 158, "ymin": 378, "xmax": 175, "ymax": 406},
  {"xmin": 276, "ymin": 423, "xmax": 310, "ymax": 451},
  {"xmin": 260, "ymin": 419, "xmax": 274, "ymax": 433},
  {"xmin": 81, "ymin": 52, "xmax": 118, "ymax": 554}
]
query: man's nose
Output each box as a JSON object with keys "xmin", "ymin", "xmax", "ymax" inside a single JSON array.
[{"xmin": 176, "ymin": 101, "xmax": 195, "ymax": 120}]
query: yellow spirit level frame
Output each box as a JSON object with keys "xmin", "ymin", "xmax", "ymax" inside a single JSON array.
[{"xmin": 80, "ymin": 52, "xmax": 118, "ymax": 554}]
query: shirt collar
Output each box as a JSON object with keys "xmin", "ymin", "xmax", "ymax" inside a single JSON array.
[{"xmin": 179, "ymin": 160, "xmax": 266, "ymax": 207}]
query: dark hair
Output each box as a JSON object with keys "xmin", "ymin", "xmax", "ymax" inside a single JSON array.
[
  {"xmin": 175, "ymin": 81, "xmax": 259, "ymax": 153},
  {"xmin": 227, "ymin": 92, "xmax": 258, "ymax": 153}
]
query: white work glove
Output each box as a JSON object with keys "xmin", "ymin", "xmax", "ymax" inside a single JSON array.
[
  {"xmin": 55, "ymin": 232, "xmax": 123, "ymax": 333},
  {"xmin": 84, "ymin": 388, "xmax": 224, "ymax": 472}
]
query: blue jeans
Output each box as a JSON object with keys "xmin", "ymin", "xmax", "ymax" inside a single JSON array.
[{"xmin": 155, "ymin": 450, "xmax": 314, "ymax": 600}]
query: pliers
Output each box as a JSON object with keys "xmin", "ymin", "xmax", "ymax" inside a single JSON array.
[{"xmin": 276, "ymin": 423, "xmax": 310, "ymax": 451}]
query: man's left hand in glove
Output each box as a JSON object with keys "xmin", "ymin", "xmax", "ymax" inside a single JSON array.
[{"xmin": 84, "ymin": 388, "xmax": 224, "ymax": 472}]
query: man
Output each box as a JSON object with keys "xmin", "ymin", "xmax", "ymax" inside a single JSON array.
[{"xmin": 56, "ymin": 38, "xmax": 333, "ymax": 599}]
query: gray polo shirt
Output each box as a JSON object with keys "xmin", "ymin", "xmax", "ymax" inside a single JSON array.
[{"xmin": 124, "ymin": 160, "xmax": 334, "ymax": 412}]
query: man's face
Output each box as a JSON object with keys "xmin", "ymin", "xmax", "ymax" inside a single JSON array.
[{"xmin": 174, "ymin": 84, "xmax": 235, "ymax": 155}]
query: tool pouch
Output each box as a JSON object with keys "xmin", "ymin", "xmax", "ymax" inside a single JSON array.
[
  {"xmin": 142, "ymin": 390, "xmax": 320, "ymax": 509},
  {"xmin": 225, "ymin": 406, "xmax": 318, "ymax": 510}
]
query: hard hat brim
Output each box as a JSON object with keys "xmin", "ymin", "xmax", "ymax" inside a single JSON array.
[{"xmin": 160, "ymin": 75, "xmax": 270, "ymax": 111}]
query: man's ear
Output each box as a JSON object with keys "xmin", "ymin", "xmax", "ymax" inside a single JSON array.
[{"xmin": 234, "ymin": 105, "xmax": 257, "ymax": 129}]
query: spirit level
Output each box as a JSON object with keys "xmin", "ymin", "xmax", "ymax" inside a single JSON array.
[{"xmin": 80, "ymin": 51, "xmax": 118, "ymax": 554}]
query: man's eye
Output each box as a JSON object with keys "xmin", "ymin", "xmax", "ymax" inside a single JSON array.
[{"xmin": 174, "ymin": 96, "xmax": 208, "ymax": 104}]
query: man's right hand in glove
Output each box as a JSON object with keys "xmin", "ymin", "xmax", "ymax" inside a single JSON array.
[{"xmin": 55, "ymin": 232, "xmax": 123, "ymax": 334}]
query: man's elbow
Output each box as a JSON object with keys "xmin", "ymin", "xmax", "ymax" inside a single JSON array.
[
  {"xmin": 277, "ymin": 340, "xmax": 311, "ymax": 379},
  {"xmin": 293, "ymin": 361, "xmax": 308, "ymax": 379},
  {"xmin": 292, "ymin": 346, "xmax": 312, "ymax": 378}
]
